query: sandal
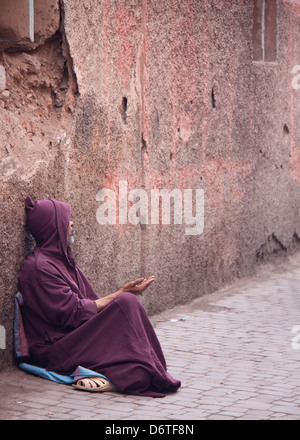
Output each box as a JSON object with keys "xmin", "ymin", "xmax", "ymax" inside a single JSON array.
[{"xmin": 72, "ymin": 377, "xmax": 118, "ymax": 393}]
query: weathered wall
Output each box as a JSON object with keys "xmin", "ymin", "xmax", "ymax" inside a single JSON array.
[{"xmin": 1, "ymin": 0, "xmax": 300, "ymax": 369}]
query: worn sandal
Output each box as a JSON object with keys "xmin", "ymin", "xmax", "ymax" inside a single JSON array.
[{"xmin": 72, "ymin": 377, "xmax": 118, "ymax": 392}]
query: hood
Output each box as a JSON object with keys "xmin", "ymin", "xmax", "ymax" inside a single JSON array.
[{"xmin": 25, "ymin": 196, "xmax": 75, "ymax": 267}]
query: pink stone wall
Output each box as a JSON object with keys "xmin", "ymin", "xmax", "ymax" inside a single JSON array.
[{"xmin": 1, "ymin": 0, "xmax": 300, "ymax": 368}]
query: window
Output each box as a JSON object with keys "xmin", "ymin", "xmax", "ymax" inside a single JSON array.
[
  {"xmin": 253, "ymin": 0, "xmax": 278, "ymax": 62},
  {"xmin": 0, "ymin": 0, "xmax": 34, "ymax": 49}
]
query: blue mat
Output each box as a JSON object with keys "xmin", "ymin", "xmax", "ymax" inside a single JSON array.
[{"xmin": 19, "ymin": 363, "xmax": 108, "ymax": 385}]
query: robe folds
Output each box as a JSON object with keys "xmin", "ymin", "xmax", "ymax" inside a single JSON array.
[{"xmin": 18, "ymin": 197, "xmax": 181, "ymax": 397}]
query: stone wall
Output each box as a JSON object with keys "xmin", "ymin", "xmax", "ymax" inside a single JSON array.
[{"xmin": 1, "ymin": 0, "xmax": 300, "ymax": 369}]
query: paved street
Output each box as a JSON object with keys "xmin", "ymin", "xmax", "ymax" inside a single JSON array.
[{"xmin": 0, "ymin": 253, "xmax": 300, "ymax": 421}]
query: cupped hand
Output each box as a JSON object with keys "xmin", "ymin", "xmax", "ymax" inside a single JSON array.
[{"xmin": 121, "ymin": 276, "xmax": 155, "ymax": 295}]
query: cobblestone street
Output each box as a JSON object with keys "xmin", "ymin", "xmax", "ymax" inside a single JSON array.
[{"xmin": 0, "ymin": 253, "xmax": 300, "ymax": 421}]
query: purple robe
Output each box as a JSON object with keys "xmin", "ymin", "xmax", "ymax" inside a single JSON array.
[{"xmin": 18, "ymin": 197, "xmax": 181, "ymax": 397}]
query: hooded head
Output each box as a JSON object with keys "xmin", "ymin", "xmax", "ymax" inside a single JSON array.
[{"xmin": 25, "ymin": 196, "xmax": 75, "ymax": 266}]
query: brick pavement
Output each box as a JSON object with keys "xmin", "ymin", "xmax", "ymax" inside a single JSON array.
[{"xmin": 0, "ymin": 253, "xmax": 300, "ymax": 421}]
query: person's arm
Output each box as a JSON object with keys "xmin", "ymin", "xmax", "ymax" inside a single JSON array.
[
  {"xmin": 34, "ymin": 276, "xmax": 98, "ymax": 329},
  {"xmin": 95, "ymin": 276, "xmax": 155, "ymax": 312}
]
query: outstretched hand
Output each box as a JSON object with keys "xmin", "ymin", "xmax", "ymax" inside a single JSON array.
[
  {"xmin": 95, "ymin": 276, "xmax": 155, "ymax": 312},
  {"xmin": 121, "ymin": 276, "xmax": 155, "ymax": 295}
]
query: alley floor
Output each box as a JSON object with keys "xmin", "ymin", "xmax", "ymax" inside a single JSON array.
[{"xmin": 0, "ymin": 252, "xmax": 300, "ymax": 421}]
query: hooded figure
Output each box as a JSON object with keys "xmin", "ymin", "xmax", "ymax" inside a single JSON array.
[{"xmin": 18, "ymin": 197, "xmax": 181, "ymax": 397}]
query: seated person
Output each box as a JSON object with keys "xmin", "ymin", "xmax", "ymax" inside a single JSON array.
[{"xmin": 18, "ymin": 196, "xmax": 181, "ymax": 397}]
